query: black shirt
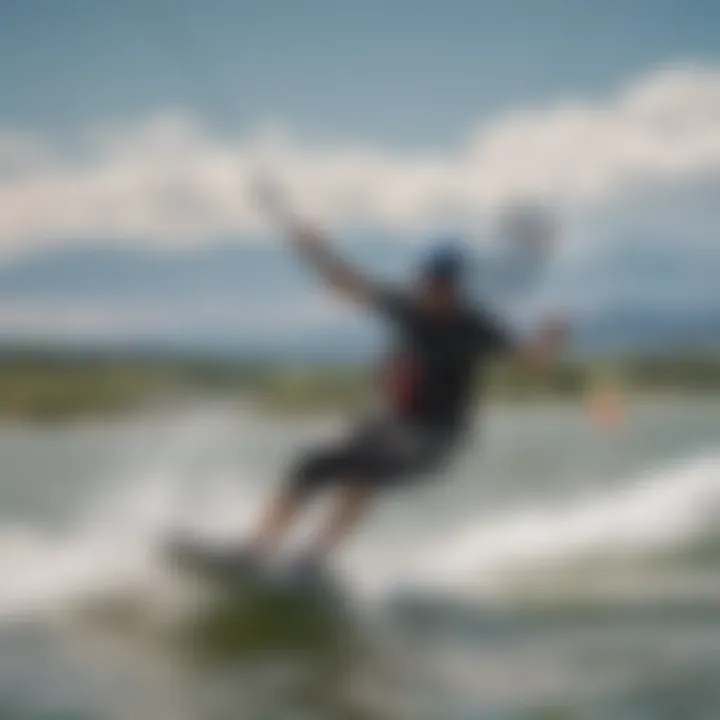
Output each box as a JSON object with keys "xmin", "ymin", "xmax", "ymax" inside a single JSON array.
[{"xmin": 375, "ymin": 288, "xmax": 514, "ymax": 433}]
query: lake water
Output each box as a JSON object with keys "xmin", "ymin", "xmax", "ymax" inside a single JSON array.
[{"xmin": 1, "ymin": 396, "xmax": 720, "ymax": 719}]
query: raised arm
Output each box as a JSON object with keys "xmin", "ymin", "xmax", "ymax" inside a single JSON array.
[
  {"xmin": 255, "ymin": 178, "xmax": 375, "ymax": 305},
  {"xmin": 285, "ymin": 221, "xmax": 375, "ymax": 305}
]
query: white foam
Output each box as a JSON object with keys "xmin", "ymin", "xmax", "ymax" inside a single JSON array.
[
  {"xmin": 0, "ymin": 471, "xmax": 266, "ymax": 621},
  {"xmin": 0, "ymin": 407, "xmax": 718, "ymax": 622},
  {"xmin": 0, "ymin": 409, "xmax": 274, "ymax": 622},
  {"xmin": 398, "ymin": 451, "xmax": 720, "ymax": 597}
]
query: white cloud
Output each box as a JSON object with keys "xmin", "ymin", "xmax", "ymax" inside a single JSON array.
[{"xmin": 0, "ymin": 64, "xmax": 719, "ymax": 251}]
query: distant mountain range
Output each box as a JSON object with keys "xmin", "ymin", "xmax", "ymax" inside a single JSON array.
[{"xmin": 0, "ymin": 234, "xmax": 716, "ymax": 360}]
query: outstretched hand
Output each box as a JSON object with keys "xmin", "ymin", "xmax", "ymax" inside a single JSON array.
[
  {"xmin": 540, "ymin": 315, "xmax": 570, "ymax": 347},
  {"xmin": 516, "ymin": 314, "xmax": 570, "ymax": 371},
  {"xmin": 253, "ymin": 174, "xmax": 293, "ymax": 226}
]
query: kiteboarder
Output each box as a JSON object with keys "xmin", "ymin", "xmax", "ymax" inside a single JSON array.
[{"xmin": 239, "ymin": 208, "xmax": 568, "ymax": 581}]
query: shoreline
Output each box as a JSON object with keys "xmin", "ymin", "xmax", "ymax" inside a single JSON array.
[{"xmin": 0, "ymin": 350, "xmax": 717, "ymax": 423}]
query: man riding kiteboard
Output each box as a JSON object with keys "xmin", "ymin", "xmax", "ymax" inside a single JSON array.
[{"xmin": 228, "ymin": 197, "xmax": 568, "ymax": 583}]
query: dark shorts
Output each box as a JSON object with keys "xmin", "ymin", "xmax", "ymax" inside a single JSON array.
[{"xmin": 288, "ymin": 415, "xmax": 456, "ymax": 497}]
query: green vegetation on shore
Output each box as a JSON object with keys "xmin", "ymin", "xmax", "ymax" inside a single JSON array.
[
  {"xmin": 0, "ymin": 351, "xmax": 257, "ymax": 420},
  {"xmin": 0, "ymin": 348, "xmax": 716, "ymax": 421}
]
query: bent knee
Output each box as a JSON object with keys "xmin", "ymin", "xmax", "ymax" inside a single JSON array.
[{"xmin": 287, "ymin": 448, "xmax": 344, "ymax": 498}]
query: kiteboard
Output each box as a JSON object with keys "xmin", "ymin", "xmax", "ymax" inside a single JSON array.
[
  {"xmin": 162, "ymin": 534, "xmax": 349, "ymax": 657},
  {"xmin": 163, "ymin": 533, "xmax": 342, "ymax": 606}
]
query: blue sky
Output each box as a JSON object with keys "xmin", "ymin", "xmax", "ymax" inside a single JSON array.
[
  {"xmin": 3, "ymin": 0, "xmax": 719, "ymax": 143},
  {"xmin": 0, "ymin": 0, "xmax": 718, "ymax": 352}
]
